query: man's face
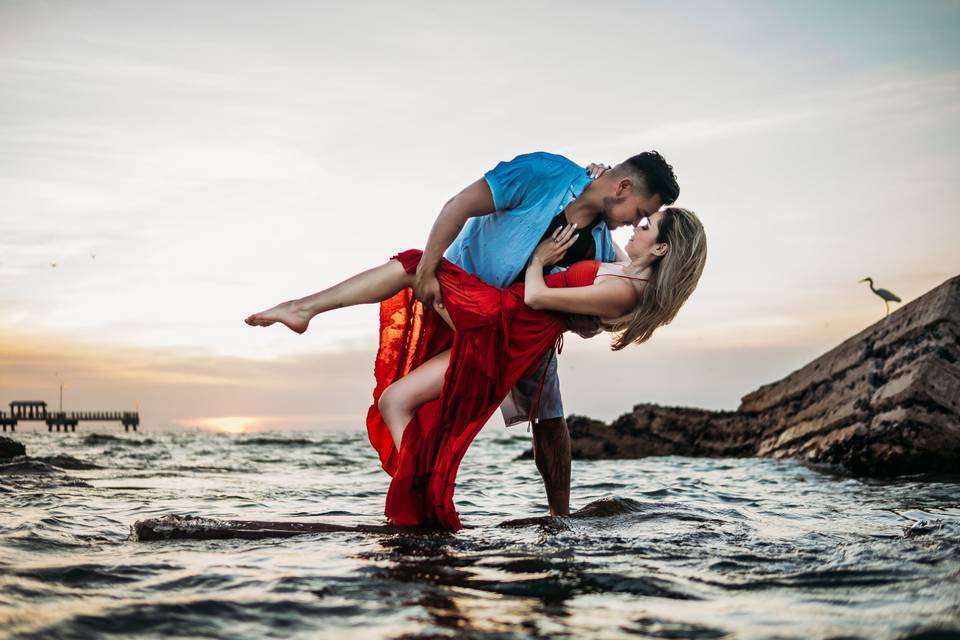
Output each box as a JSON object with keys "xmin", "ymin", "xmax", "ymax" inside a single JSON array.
[{"xmin": 600, "ymin": 179, "xmax": 663, "ymax": 230}]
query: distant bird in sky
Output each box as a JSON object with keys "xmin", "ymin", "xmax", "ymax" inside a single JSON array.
[{"xmin": 860, "ymin": 277, "xmax": 901, "ymax": 317}]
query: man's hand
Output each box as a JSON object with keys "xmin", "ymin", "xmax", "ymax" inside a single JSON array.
[
  {"xmin": 414, "ymin": 177, "xmax": 496, "ymax": 310},
  {"xmin": 414, "ymin": 265, "xmax": 443, "ymax": 309}
]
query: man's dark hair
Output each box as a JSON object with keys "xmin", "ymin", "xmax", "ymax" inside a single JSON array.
[{"xmin": 620, "ymin": 151, "xmax": 679, "ymax": 205}]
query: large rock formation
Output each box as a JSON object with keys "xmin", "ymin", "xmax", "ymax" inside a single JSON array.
[{"xmin": 564, "ymin": 275, "xmax": 960, "ymax": 476}]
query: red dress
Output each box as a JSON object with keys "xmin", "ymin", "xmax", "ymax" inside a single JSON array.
[{"xmin": 365, "ymin": 250, "xmax": 601, "ymax": 531}]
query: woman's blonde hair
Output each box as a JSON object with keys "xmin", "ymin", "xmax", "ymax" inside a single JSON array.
[{"xmin": 604, "ymin": 206, "xmax": 707, "ymax": 350}]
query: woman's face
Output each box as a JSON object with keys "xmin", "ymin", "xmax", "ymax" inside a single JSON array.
[{"xmin": 625, "ymin": 210, "xmax": 668, "ymax": 260}]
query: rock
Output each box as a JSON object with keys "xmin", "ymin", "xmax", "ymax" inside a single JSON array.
[
  {"xmin": 565, "ymin": 408, "xmax": 754, "ymax": 460},
  {"xmin": 562, "ymin": 275, "xmax": 960, "ymax": 477},
  {"xmin": 0, "ymin": 436, "xmax": 26, "ymax": 460}
]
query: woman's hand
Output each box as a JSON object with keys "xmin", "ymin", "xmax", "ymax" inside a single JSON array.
[
  {"xmin": 586, "ymin": 163, "xmax": 611, "ymax": 179},
  {"xmin": 531, "ymin": 223, "xmax": 579, "ymax": 267}
]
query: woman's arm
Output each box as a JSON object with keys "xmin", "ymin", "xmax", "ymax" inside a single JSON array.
[
  {"xmin": 524, "ymin": 225, "xmax": 637, "ymax": 318},
  {"xmin": 526, "ymin": 276, "xmax": 636, "ymax": 317}
]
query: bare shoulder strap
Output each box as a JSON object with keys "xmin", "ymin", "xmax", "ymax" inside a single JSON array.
[{"xmin": 598, "ymin": 273, "xmax": 648, "ymax": 283}]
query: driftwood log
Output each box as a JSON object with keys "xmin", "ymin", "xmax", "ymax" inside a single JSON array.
[
  {"xmin": 130, "ymin": 498, "xmax": 652, "ymax": 541},
  {"xmin": 131, "ymin": 514, "xmax": 452, "ymax": 541}
]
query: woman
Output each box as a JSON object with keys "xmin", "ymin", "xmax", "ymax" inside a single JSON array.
[{"xmin": 245, "ymin": 207, "xmax": 707, "ymax": 530}]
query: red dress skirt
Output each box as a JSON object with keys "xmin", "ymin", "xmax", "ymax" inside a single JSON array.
[{"xmin": 365, "ymin": 250, "xmax": 599, "ymax": 530}]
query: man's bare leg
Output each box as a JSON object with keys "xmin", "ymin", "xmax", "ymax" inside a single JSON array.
[
  {"xmin": 532, "ymin": 416, "xmax": 571, "ymax": 516},
  {"xmin": 245, "ymin": 260, "xmax": 413, "ymax": 333}
]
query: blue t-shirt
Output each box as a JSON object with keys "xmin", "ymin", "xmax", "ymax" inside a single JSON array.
[{"xmin": 445, "ymin": 152, "xmax": 617, "ymax": 287}]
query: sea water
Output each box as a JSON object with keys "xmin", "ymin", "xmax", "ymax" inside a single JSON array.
[{"xmin": 1, "ymin": 429, "xmax": 958, "ymax": 639}]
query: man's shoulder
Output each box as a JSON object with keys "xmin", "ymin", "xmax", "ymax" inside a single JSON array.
[
  {"xmin": 506, "ymin": 151, "xmax": 581, "ymax": 170},
  {"xmin": 492, "ymin": 152, "xmax": 584, "ymax": 184},
  {"xmin": 483, "ymin": 151, "xmax": 586, "ymax": 212}
]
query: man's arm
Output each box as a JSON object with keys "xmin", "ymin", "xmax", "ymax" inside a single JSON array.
[{"xmin": 414, "ymin": 178, "xmax": 496, "ymax": 309}]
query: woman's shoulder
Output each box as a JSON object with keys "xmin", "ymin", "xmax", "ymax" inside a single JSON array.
[
  {"xmin": 593, "ymin": 263, "xmax": 649, "ymax": 313},
  {"xmin": 595, "ymin": 262, "xmax": 649, "ymax": 283},
  {"xmin": 595, "ymin": 261, "xmax": 625, "ymax": 276}
]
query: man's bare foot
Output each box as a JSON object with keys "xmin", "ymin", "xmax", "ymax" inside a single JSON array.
[{"xmin": 244, "ymin": 300, "xmax": 311, "ymax": 334}]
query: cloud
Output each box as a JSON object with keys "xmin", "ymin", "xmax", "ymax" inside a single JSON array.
[
  {"xmin": 629, "ymin": 109, "xmax": 825, "ymax": 145},
  {"xmin": 141, "ymin": 145, "xmax": 328, "ymax": 183},
  {"xmin": 1, "ymin": 0, "xmax": 957, "ymax": 425},
  {"xmin": 589, "ymin": 71, "xmax": 960, "ymax": 150},
  {"xmin": 0, "ymin": 330, "xmax": 378, "ymax": 430}
]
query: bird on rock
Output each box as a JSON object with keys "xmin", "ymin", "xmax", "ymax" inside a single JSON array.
[{"xmin": 859, "ymin": 277, "xmax": 901, "ymax": 317}]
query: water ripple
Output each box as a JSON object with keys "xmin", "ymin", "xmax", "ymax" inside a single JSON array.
[{"xmin": 1, "ymin": 430, "xmax": 957, "ymax": 639}]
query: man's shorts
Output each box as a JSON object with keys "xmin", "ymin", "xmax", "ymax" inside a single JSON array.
[{"xmin": 500, "ymin": 350, "xmax": 563, "ymax": 427}]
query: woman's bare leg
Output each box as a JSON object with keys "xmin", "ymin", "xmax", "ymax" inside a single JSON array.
[
  {"xmin": 378, "ymin": 349, "xmax": 451, "ymax": 449},
  {"xmin": 245, "ymin": 260, "xmax": 413, "ymax": 333}
]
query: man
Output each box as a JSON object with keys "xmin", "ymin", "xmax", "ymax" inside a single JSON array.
[{"xmin": 413, "ymin": 151, "xmax": 680, "ymax": 516}]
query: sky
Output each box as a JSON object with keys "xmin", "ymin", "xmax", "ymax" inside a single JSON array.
[{"xmin": 2, "ymin": 0, "xmax": 958, "ymax": 432}]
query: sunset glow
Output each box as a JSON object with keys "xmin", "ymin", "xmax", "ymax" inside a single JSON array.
[{"xmin": 186, "ymin": 416, "xmax": 264, "ymax": 434}]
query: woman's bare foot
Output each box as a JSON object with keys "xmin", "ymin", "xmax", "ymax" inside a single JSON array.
[{"xmin": 244, "ymin": 300, "xmax": 311, "ymax": 334}]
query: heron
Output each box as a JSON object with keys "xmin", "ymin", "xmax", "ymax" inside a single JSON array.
[{"xmin": 859, "ymin": 277, "xmax": 901, "ymax": 317}]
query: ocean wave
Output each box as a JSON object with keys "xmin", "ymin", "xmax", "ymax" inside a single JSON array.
[
  {"xmin": 31, "ymin": 597, "xmax": 366, "ymax": 638},
  {"xmin": 32, "ymin": 455, "xmax": 101, "ymax": 470},
  {"xmin": 235, "ymin": 437, "xmax": 315, "ymax": 447},
  {"xmin": 16, "ymin": 563, "xmax": 157, "ymax": 587},
  {"xmin": 620, "ymin": 617, "xmax": 729, "ymax": 639},
  {"xmin": 3, "ymin": 431, "xmax": 958, "ymax": 639},
  {"xmin": 497, "ymin": 496, "xmax": 647, "ymax": 529},
  {"xmin": 81, "ymin": 434, "xmax": 156, "ymax": 447}
]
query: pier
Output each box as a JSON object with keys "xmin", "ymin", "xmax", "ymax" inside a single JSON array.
[{"xmin": 0, "ymin": 401, "xmax": 140, "ymax": 433}]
